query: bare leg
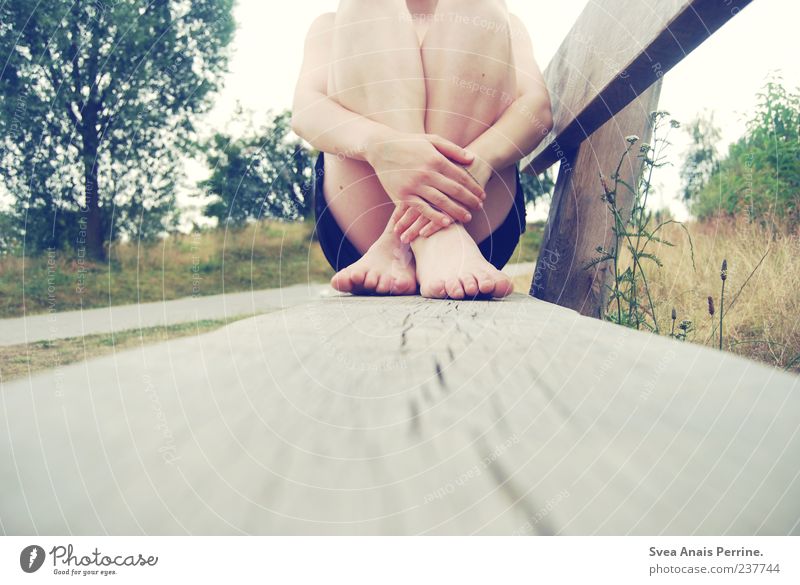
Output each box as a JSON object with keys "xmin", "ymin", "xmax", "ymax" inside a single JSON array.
[
  {"xmin": 325, "ymin": 0, "xmax": 425, "ymax": 294},
  {"xmin": 412, "ymin": 0, "xmax": 517, "ymax": 298}
]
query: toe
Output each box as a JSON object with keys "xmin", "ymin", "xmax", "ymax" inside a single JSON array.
[
  {"xmin": 492, "ymin": 273, "xmax": 514, "ymax": 298},
  {"xmin": 445, "ymin": 278, "xmax": 465, "ymax": 300},
  {"xmin": 375, "ymin": 273, "xmax": 392, "ymax": 295},
  {"xmin": 348, "ymin": 268, "xmax": 367, "ymax": 292},
  {"xmin": 461, "ymin": 274, "xmax": 479, "ymax": 298},
  {"xmin": 421, "ymin": 279, "xmax": 447, "ymax": 299},
  {"xmin": 330, "ymin": 269, "xmax": 352, "ymax": 293},
  {"xmin": 391, "ymin": 276, "xmax": 415, "ymax": 295},
  {"xmin": 363, "ymin": 269, "xmax": 379, "ymax": 291},
  {"xmin": 476, "ymin": 271, "xmax": 496, "ymax": 295}
]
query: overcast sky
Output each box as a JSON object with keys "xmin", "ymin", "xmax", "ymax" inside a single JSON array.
[{"xmin": 196, "ymin": 0, "xmax": 799, "ymax": 222}]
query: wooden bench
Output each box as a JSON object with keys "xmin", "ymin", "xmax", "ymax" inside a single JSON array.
[{"xmin": 2, "ymin": 0, "xmax": 798, "ymax": 535}]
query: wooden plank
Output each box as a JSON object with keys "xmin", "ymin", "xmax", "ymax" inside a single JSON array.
[
  {"xmin": 521, "ymin": 0, "xmax": 753, "ymax": 175},
  {"xmin": 1, "ymin": 295, "xmax": 798, "ymax": 535},
  {"xmin": 530, "ymin": 80, "xmax": 662, "ymax": 315}
]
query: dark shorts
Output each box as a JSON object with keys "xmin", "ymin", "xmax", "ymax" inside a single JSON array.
[{"xmin": 313, "ymin": 153, "xmax": 526, "ymax": 272}]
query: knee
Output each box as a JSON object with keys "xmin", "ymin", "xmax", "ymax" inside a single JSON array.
[
  {"xmin": 433, "ymin": 0, "xmax": 510, "ymax": 42},
  {"xmin": 437, "ymin": 0, "xmax": 508, "ymax": 20},
  {"xmin": 337, "ymin": 0, "xmax": 406, "ymax": 18}
]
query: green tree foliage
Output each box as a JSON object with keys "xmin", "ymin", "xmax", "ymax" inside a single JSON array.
[
  {"xmin": 685, "ymin": 76, "xmax": 800, "ymax": 224},
  {"xmin": 0, "ymin": 0, "xmax": 235, "ymax": 258},
  {"xmin": 200, "ymin": 110, "xmax": 314, "ymax": 226},
  {"xmin": 679, "ymin": 111, "xmax": 721, "ymax": 201},
  {"xmin": 518, "ymin": 166, "xmax": 554, "ymax": 207}
]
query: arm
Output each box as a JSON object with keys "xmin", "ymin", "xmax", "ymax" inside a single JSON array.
[
  {"xmin": 291, "ymin": 14, "xmax": 393, "ymax": 162},
  {"xmin": 395, "ymin": 13, "xmax": 553, "ymax": 241},
  {"xmin": 291, "ymin": 14, "xmax": 484, "ymax": 225},
  {"xmin": 465, "ymin": 14, "xmax": 553, "ymax": 187}
]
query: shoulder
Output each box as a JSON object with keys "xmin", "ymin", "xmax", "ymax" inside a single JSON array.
[
  {"xmin": 305, "ymin": 12, "xmax": 336, "ymax": 37},
  {"xmin": 508, "ymin": 13, "xmax": 533, "ymax": 47}
]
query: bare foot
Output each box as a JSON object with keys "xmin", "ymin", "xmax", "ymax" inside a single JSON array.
[
  {"xmin": 411, "ymin": 223, "xmax": 513, "ymax": 299},
  {"xmin": 330, "ymin": 230, "xmax": 417, "ymax": 295}
]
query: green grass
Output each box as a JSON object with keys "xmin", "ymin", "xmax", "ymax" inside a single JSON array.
[
  {"xmin": 510, "ymin": 221, "xmax": 545, "ymax": 263},
  {"xmin": 0, "ymin": 219, "xmax": 545, "ymax": 319},
  {"xmin": 0, "ymin": 318, "xmax": 247, "ymax": 381},
  {"xmin": 0, "ymin": 219, "xmax": 334, "ymax": 318}
]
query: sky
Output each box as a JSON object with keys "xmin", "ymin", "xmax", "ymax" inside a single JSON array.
[{"xmin": 194, "ymin": 0, "xmax": 799, "ymax": 222}]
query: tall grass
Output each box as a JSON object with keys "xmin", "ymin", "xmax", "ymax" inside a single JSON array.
[
  {"xmin": 644, "ymin": 216, "xmax": 800, "ymax": 371},
  {"xmin": 0, "ymin": 220, "xmax": 333, "ymax": 317}
]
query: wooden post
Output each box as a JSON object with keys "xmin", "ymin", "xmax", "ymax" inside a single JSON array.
[
  {"xmin": 530, "ymin": 80, "xmax": 662, "ymax": 316},
  {"xmin": 521, "ymin": 0, "xmax": 753, "ymax": 315}
]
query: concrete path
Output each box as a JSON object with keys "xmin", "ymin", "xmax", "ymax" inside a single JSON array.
[
  {"xmin": 502, "ymin": 261, "xmax": 535, "ymax": 277},
  {"xmin": 0, "ymin": 283, "xmax": 331, "ymax": 346}
]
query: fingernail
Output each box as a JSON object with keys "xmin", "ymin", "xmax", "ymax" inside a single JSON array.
[
  {"xmin": 464, "ymin": 213, "xmax": 472, "ymax": 222},
  {"xmin": 442, "ymin": 217, "xmax": 451, "ymax": 226},
  {"xmin": 478, "ymin": 202, "xmax": 483, "ymax": 209}
]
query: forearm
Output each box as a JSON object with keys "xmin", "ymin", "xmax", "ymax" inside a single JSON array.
[
  {"xmin": 465, "ymin": 92, "xmax": 553, "ymax": 182},
  {"xmin": 291, "ymin": 89, "xmax": 395, "ymax": 162}
]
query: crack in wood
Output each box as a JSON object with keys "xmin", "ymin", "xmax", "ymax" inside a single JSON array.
[
  {"xmin": 409, "ymin": 399, "xmax": 420, "ymax": 436},
  {"xmin": 434, "ymin": 359, "xmax": 448, "ymax": 392},
  {"xmin": 474, "ymin": 435, "xmax": 555, "ymax": 536}
]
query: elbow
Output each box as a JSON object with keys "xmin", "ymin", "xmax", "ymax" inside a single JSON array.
[
  {"xmin": 537, "ymin": 94, "xmax": 554, "ymax": 136},
  {"xmin": 290, "ymin": 109, "xmax": 307, "ymax": 141},
  {"xmin": 516, "ymin": 92, "xmax": 553, "ymax": 139}
]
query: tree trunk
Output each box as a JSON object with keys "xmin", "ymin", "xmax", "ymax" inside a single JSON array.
[{"xmin": 81, "ymin": 106, "xmax": 105, "ymax": 261}]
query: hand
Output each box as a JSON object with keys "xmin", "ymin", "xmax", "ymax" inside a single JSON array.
[
  {"xmin": 366, "ymin": 132, "xmax": 486, "ymax": 226},
  {"xmin": 394, "ymin": 157, "xmax": 494, "ymax": 243}
]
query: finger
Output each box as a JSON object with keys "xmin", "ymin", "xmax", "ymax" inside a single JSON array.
[
  {"xmin": 441, "ymin": 160, "xmax": 486, "ymax": 200},
  {"xmin": 390, "ymin": 203, "xmax": 409, "ymax": 224},
  {"xmin": 430, "ymin": 173, "xmax": 483, "ymax": 210},
  {"xmin": 417, "ymin": 186, "xmax": 472, "ymax": 223},
  {"xmin": 427, "ymin": 134, "xmax": 474, "ymax": 165},
  {"xmin": 399, "ymin": 215, "xmax": 429, "ymax": 244},
  {"xmin": 393, "ymin": 207, "xmax": 420, "ymax": 235},
  {"xmin": 419, "ymin": 221, "xmax": 444, "ymax": 238},
  {"xmin": 406, "ymin": 196, "xmax": 453, "ymax": 227}
]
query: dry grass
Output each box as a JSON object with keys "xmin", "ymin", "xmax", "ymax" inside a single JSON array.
[
  {"xmin": 0, "ymin": 220, "xmax": 333, "ymax": 318},
  {"xmin": 506, "ymin": 217, "xmax": 800, "ymax": 372},
  {"xmin": 638, "ymin": 217, "xmax": 800, "ymax": 372},
  {"xmin": 0, "ymin": 318, "xmax": 246, "ymax": 382}
]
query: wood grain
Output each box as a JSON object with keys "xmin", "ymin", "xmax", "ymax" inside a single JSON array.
[
  {"xmin": 521, "ymin": 0, "xmax": 754, "ymax": 175},
  {"xmin": 2, "ymin": 295, "xmax": 797, "ymax": 534},
  {"xmin": 530, "ymin": 80, "xmax": 662, "ymax": 316}
]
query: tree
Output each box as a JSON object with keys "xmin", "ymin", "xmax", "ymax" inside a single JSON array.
[
  {"xmin": 0, "ymin": 0, "xmax": 235, "ymax": 258},
  {"xmin": 685, "ymin": 76, "xmax": 800, "ymax": 224},
  {"xmin": 200, "ymin": 109, "xmax": 314, "ymax": 226},
  {"xmin": 519, "ymin": 167, "xmax": 554, "ymax": 207},
  {"xmin": 679, "ymin": 110, "xmax": 721, "ymax": 202}
]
